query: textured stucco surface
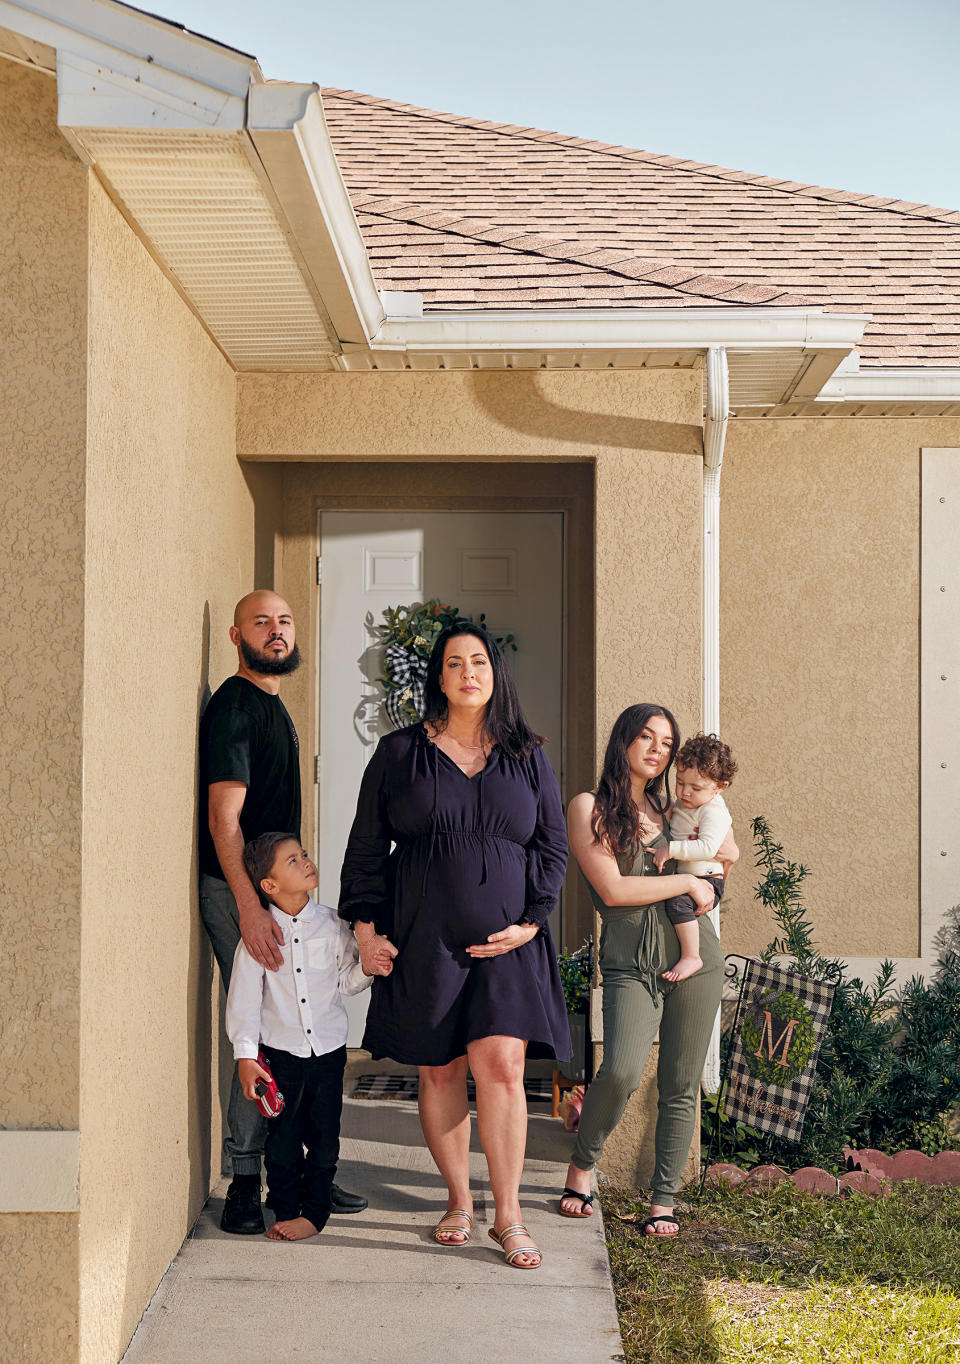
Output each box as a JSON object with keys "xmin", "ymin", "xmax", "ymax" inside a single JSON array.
[
  {"xmin": 0, "ymin": 59, "xmax": 87, "ymax": 1133},
  {"xmin": 720, "ymin": 417, "xmax": 960, "ymax": 959},
  {"xmin": 238, "ymin": 369, "xmax": 703, "ymax": 463},
  {"xmin": 594, "ymin": 442, "xmax": 703, "ymax": 748},
  {"xmin": 79, "ymin": 177, "xmax": 250, "ymax": 1364},
  {"xmin": 0, "ymin": 1214, "xmax": 79, "ymax": 1362}
]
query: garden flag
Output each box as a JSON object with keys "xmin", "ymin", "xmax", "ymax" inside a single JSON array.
[{"xmin": 723, "ymin": 959, "xmax": 836, "ymax": 1142}]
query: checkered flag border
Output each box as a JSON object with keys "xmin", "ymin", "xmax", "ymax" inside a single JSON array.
[{"xmin": 723, "ymin": 958, "xmax": 836, "ymax": 1143}]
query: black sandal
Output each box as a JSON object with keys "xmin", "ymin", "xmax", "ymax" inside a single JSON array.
[
  {"xmin": 558, "ymin": 1187, "xmax": 595, "ymax": 1218},
  {"xmin": 639, "ymin": 1213, "xmax": 679, "ymax": 1236}
]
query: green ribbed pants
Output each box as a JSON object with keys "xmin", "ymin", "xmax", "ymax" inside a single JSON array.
[{"xmin": 571, "ymin": 905, "xmax": 722, "ymax": 1206}]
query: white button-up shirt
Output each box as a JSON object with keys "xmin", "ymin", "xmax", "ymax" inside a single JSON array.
[{"xmin": 226, "ymin": 898, "xmax": 371, "ymax": 1060}]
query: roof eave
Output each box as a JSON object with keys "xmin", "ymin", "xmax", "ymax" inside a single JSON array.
[
  {"xmin": 346, "ymin": 308, "xmax": 869, "ymax": 406},
  {"xmin": 816, "ymin": 368, "xmax": 960, "ymax": 404},
  {"xmin": 365, "ymin": 307, "xmax": 867, "ymax": 355},
  {"xmin": 1, "ymin": 0, "xmax": 260, "ymax": 124},
  {"xmin": 246, "ymin": 83, "xmax": 422, "ymax": 347}
]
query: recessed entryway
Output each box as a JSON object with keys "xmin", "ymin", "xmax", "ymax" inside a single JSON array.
[{"xmin": 317, "ymin": 509, "xmax": 564, "ymax": 1044}]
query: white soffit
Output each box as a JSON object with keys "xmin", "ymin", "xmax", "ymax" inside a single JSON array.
[{"xmin": 65, "ymin": 126, "xmax": 341, "ymax": 369}]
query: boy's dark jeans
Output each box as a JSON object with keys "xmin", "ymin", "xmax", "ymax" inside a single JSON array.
[
  {"xmin": 664, "ymin": 873, "xmax": 725, "ymax": 925},
  {"xmin": 260, "ymin": 1043, "xmax": 346, "ymax": 1232}
]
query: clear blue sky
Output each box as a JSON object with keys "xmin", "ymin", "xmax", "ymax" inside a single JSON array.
[{"xmin": 167, "ymin": 0, "xmax": 958, "ymax": 210}]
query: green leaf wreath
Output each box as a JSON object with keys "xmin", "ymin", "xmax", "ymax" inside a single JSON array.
[
  {"xmin": 740, "ymin": 988, "xmax": 817, "ymax": 1085},
  {"xmin": 373, "ymin": 599, "xmax": 516, "ymax": 728}
]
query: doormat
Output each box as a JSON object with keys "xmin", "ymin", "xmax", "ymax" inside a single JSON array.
[{"xmin": 351, "ymin": 1075, "xmax": 553, "ymax": 1102}]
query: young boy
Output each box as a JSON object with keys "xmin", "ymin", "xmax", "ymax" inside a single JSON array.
[
  {"xmin": 653, "ymin": 733, "xmax": 737, "ymax": 983},
  {"xmin": 226, "ymin": 831, "xmax": 373, "ymax": 1241}
]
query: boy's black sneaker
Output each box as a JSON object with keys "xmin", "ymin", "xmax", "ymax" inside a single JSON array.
[{"xmin": 221, "ymin": 1175, "xmax": 265, "ymax": 1234}]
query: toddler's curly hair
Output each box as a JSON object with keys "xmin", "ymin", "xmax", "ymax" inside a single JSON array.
[{"xmin": 676, "ymin": 732, "xmax": 737, "ymax": 785}]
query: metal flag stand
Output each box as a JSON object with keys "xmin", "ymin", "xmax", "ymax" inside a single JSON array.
[
  {"xmin": 698, "ymin": 953, "xmax": 753, "ymax": 1196},
  {"xmin": 698, "ymin": 953, "xmax": 843, "ymax": 1196}
]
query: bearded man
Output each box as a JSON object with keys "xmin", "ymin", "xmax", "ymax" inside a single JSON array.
[{"xmin": 199, "ymin": 590, "xmax": 367, "ymax": 1233}]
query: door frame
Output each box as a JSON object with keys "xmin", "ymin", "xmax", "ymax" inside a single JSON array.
[{"xmin": 271, "ymin": 459, "xmax": 596, "ymax": 951}]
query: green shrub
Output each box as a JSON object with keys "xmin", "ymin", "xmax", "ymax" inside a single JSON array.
[{"xmin": 704, "ymin": 819, "xmax": 960, "ymax": 1172}]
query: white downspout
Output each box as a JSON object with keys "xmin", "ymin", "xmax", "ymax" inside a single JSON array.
[{"xmin": 701, "ymin": 346, "xmax": 729, "ymax": 1093}]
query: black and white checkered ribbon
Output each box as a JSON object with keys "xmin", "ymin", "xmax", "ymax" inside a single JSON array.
[{"xmin": 385, "ymin": 643, "xmax": 428, "ymax": 687}]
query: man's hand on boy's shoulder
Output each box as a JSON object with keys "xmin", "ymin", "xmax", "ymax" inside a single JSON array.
[{"xmin": 240, "ymin": 899, "xmax": 285, "ymax": 969}]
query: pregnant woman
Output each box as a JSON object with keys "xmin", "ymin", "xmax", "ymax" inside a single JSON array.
[
  {"xmin": 559, "ymin": 703, "xmax": 733, "ymax": 1236},
  {"xmin": 339, "ymin": 619, "xmax": 571, "ymax": 1269}
]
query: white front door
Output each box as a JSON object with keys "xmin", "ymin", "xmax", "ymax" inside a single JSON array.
[{"xmin": 317, "ymin": 510, "xmax": 564, "ymax": 1045}]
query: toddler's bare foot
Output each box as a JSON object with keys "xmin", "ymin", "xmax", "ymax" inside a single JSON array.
[
  {"xmin": 662, "ymin": 955, "xmax": 702, "ymax": 982},
  {"xmin": 267, "ymin": 1216, "xmax": 320, "ymax": 1241}
]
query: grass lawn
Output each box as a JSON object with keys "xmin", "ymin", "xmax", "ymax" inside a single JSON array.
[{"xmin": 600, "ymin": 1181, "xmax": 960, "ymax": 1364}]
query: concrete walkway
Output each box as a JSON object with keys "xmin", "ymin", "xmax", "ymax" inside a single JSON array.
[{"xmin": 123, "ymin": 1087, "xmax": 624, "ymax": 1363}]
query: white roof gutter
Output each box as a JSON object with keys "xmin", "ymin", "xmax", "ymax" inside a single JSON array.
[
  {"xmin": 366, "ymin": 308, "xmax": 866, "ymax": 355},
  {"xmin": 817, "ymin": 367, "xmax": 960, "ymax": 404},
  {"xmin": 245, "ymin": 82, "xmax": 424, "ymax": 345},
  {"xmin": 1, "ymin": 0, "xmax": 259, "ymax": 125}
]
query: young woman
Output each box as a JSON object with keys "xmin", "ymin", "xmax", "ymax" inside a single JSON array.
[
  {"xmin": 559, "ymin": 703, "xmax": 734, "ymax": 1236},
  {"xmin": 338, "ymin": 620, "xmax": 571, "ymax": 1268}
]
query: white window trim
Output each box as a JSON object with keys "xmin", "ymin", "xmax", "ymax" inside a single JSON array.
[{"xmin": 844, "ymin": 447, "xmax": 959, "ymax": 984}]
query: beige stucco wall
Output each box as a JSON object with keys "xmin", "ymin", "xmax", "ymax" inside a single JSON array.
[
  {"xmin": 0, "ymin": 58, "xmax": 87, "ymax": 1360},
  {"xmin": 720, "ymin": 416, "xmax": 960, "ymax": 960},
  {"xmin": 238, "ymin": 369, "xmax": 703, "ymax": 464},
  {"xmin": 78, "ymin": 177, "xmax": 250, "ymax": 1362}
]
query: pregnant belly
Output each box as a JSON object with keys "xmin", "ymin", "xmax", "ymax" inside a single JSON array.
[{"xmin": 399, "ymin": 834, "xmax": 525, "ymax": 949}]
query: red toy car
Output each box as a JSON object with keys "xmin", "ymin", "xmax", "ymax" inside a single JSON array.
[{"xmin": 253, "ymin": 1051, "xmax": 284, "ymax": 1119}]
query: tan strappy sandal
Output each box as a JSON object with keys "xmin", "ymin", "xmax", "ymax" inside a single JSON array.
[
  {"xmin": 432, "ymin": 1208, "xmax": 473, "ymax": 1246},
  {"xmin": 488, "ymin": 1223, "xmax": 542, "ymax": 1269}
]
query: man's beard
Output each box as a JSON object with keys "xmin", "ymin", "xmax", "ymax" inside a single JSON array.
[{"xmin": 240, "ymin": 638, "xmax": 302, "ymax": 676}]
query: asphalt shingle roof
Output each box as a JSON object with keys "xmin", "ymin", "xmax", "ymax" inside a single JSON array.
[{"xmin": 322, "ymin": 90, "xmax": 960, "ymax": 368}]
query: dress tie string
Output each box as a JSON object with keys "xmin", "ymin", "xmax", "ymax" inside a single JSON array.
[
  {"xmin": 477, "ymin": 763, "xmax": 488, "ymax": 886},
  {"xmin": 421, "ymin": 737, "xmax": 440, "ymax": 898}
]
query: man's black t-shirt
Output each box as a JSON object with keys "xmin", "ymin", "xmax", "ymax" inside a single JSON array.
[{"xmin": 198, "ymin": 676, "xmax": 302, "ymax": 879}]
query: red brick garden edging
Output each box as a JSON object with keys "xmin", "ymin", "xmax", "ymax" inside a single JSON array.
[{"xmin": 703, "ymin": 1148, "xmax": 960, "ymax": 1198}]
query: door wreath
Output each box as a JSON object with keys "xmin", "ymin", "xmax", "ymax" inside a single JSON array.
[{"xmin": 374, "ymin": 600, "xmax": 516, "ymax": 729}]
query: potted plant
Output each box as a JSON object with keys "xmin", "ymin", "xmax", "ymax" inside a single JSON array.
[{"xmin": 557, "ymin": 940, "xmax": 592, "ymax": 1083}]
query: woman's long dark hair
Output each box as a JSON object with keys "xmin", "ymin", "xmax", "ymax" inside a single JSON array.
[
  {"xmin": 421, "ymin": 619, "xmax": 542, "ymax": 760},
  {"xmin": 591, "ymin": 703, "xmax": 680, "ymax": 858}
]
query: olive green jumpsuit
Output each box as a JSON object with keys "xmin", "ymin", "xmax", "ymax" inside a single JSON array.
[{"xmin": 570, "ymin": 839, "xmax": 723, "ymax": 1207}]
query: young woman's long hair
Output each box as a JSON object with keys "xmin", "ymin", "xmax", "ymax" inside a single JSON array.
[
  {"xmin": 591, "ymin": 703, "xmax": 680, "ymax": 859},
  {"xmin": 421, "ymin": 619, "xmax": 542, "ymax": 760}
]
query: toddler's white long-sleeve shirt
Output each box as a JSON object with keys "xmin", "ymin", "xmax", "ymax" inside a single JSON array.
[{"xmin": 668, "ymin": 793, "xmax": 731, "ymax": 877}]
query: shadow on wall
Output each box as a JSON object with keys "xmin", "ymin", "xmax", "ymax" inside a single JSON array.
[
  {"xmin": 471, "ymin": 371, "xmax": 703, "ymax": 457},
  {"xmin": 111, "ymin": 602, "xmax": 216, "ymax": 1362},
  {"xmin": 187, "ymin": 600, "xmax": 214, "ymax": 1213}
]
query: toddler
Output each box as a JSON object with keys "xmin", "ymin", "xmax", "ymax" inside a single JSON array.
[{"xmin": 653, "ymin": 733, "xmax": 737, "ymax": 982}]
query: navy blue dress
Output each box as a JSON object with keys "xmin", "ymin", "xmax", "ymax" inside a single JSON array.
[{"xmin": 338, "ymin": 725, "xmax": 573, "ymax": 1067}]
